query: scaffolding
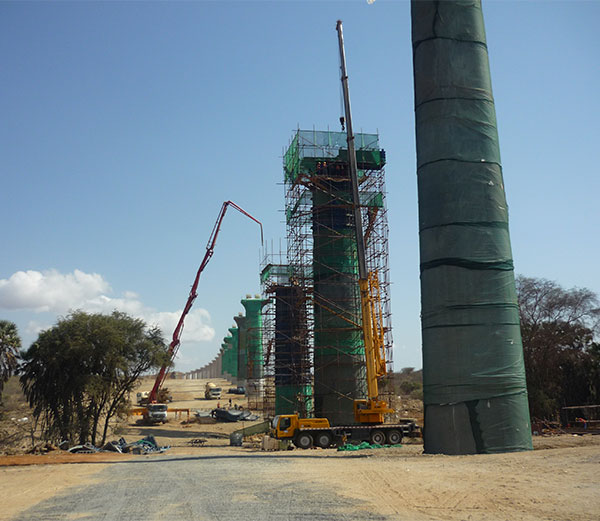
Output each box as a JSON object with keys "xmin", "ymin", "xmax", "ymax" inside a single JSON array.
[{"xmin": 260, "ymin": 129, "xmax": 393, "ymax": 423}]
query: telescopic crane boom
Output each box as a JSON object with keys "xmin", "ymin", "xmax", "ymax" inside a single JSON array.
[
  {"xmin": 336, "ymin": 20, "xmax": 392, "ymax": 424},
  {"xmin": 268, "ymin": 21, "xmax": 418, "ymax": 449},
  {"xmin": 148, "ymin": 201, "xmax": 263, "ymax": 404}
]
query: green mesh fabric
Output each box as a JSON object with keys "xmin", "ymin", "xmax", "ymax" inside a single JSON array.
[
  {"xmin": 312, "ymin": 177, "xmax": 365, "ymax": 425},
  {"xmin": 284, "ymin": 130, "xmax": 385, "ymax": 184},
  {"xmin": 412, "ymin": 0, "xmax": 532, "ymax": 454},
  {"xmin": 275, "ymin": 385, "xmax": 313, "ymax": 416}
]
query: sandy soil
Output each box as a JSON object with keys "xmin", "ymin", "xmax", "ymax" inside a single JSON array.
[
  {"xmin": 289, "ymin": 437, "xmax": 600, "ymax": 521},
  {"xmin": 0, "ymin": 463, "xmax": 108, "ymax": 520},
  {"xmin": 2, "ymin": 377, "xmax": 599, "ymax": 520}
]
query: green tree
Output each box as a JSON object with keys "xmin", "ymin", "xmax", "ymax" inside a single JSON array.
[
  {"xmin": 20, "ymin": 311, "xmax": 170, "ymax": 445},
  {"xmin": 516, "ymin": 276, "xmax": 600, "ymax": 420},
  {"xmin": 0, "ymin": 320, "xmax": 21, "ymax": 402}
]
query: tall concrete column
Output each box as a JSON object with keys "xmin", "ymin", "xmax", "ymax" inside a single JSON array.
[
  {"xmin": 411, "ymin": 0, "xmax": 532, "ymax": 454},
  {"xmin": 224, "ymin": 331, "xmax": 237, "ymax": 384},
  {"xmin": 233, "ymin": 315, "xmax": 247, "ymax": 384},
  {"xmin": 216, "ymin": 349, "xmax": 223, "ymax": 377},
  {"xmin": 312, "ymin": 166, "xmax": 365, "ymax": 425},
  {"xmin": 241, "ymin": 295, "xmax": 268, "ymax": 406},
  {"xmin": 274, "ymin": 284, "xmax": 311, "ymax": 416}
]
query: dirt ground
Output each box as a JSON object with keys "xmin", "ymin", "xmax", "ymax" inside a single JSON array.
[
  {"xmin": 1, "ymin": 377, "xmax": 599, "ymax": 520},
  {"xmin": 0, "ymin": 376, "xmax": 254, "ymax": 456}
]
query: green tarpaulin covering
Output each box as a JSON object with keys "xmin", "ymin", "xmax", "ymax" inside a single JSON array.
[{"xmin": 411, "ymin": 0, "xmax": 532, "ymax": 454}]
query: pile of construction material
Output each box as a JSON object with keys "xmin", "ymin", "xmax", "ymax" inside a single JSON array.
[{"xmin": 65, "ymin": 435, "xmax": 170, "ymax": 455}]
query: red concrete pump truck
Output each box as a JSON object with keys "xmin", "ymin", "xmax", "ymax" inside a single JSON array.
[{"xmin": 142, "ymin": 201, "xmax": 263, "ymax": 422}]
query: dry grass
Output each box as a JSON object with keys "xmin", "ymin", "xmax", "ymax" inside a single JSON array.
[{"xmin": 0, "ymin": 377, "xmax": 39, "ymax": 455}]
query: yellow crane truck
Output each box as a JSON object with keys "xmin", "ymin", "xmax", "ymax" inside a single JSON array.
[
  {"xmin": 270, "ymin": 21, "xmax": 420, "ymax": 450},
  {"xmin": 270, "ymin": 413, "xmax": 419, "ymax": 449}
]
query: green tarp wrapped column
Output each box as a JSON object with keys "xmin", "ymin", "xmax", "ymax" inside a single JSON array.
[
  {"xmin": 411, "ymin": 0, "xmax": 532, "ymax": 454},
  {"xmin": 312, "ymin": 170, "xmax": 365, "ymax": 425}
]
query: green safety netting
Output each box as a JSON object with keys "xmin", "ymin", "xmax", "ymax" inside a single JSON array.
[
  {"xmin": 281, "ymin": 130, "xmax": 387, "ymax": 425},
  {"xmin": 412, "ymin": 0, "xmax": 532, "ymax": 454},
  {"xmin": 284, "ymin": 130, "xmax": 385, "ymax": 184}
]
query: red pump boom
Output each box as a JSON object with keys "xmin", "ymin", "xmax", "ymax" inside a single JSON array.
[{"xmin": 148, "ymin": 201, "xmax": 263, "ymax": 403}]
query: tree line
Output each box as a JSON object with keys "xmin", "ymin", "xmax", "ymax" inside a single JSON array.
[{"xmin": 516, "ymin": 276, "xmax": 600, "ymax": 420}]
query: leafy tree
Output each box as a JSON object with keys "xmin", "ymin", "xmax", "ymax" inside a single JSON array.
[
  {"xmin": 389, "ymin": 367, "xmax": 423, "ymax": 398},
  {"xmin": 516, "ymin": 276, "xmax": 600, "ymax": 420},
  {"xmin": 20, "ymin": 311, "xmax": 170, "ymax": 446},
  {"xmin": 0, "ymin": 320, "xmax": 21, "ymax": 402}
]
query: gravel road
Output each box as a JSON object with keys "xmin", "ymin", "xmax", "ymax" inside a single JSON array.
[{"xmin": 10, "ymin": 452, "xmax": 389, "ymax": 521}]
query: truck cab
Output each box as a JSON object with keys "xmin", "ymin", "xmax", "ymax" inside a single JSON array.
[
  {"xmin": 205, "ymin": 382, "xmax": 222, "ymax": 399},
  {"xmin": 144, "ymin": 403, "xmax": 168, "ymax": 424},
  {"xmin": 271, "ymin": 415, "xmax": 332, "ymax": 447}
]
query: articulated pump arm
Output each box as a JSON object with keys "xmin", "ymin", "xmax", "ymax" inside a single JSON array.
[
  {"xmin": 337, "ymin": 20, "xmax": 392, "ymax": 424},
  {"xmin": 148, "ymin": 201, "xmax": 263, "ymax": 403}
]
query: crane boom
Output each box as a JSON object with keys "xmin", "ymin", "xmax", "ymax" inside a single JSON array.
[
  {"xmin": 336, "ymin": 20, "xmax": 392, "ymax": 424},
  {"xmin": 148, "ymin": 201, "xmax": 263, "ymax": 403}
]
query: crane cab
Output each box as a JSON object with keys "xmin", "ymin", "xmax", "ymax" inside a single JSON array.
[{"xmin": 270, "ymin": 415, "xmax": 331, "ymax": 440}]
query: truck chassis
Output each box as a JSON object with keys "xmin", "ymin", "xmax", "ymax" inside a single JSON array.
[{"xmin": 293, "ymin": 420, "xmax": 419, "ymax": 449}]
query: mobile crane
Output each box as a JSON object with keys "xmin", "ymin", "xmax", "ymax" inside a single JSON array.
[
  {"xmin": 270, "ymin": 21, "xmax": 418, "ymax": 448},
  {"xmin": 143, "ymin": 201, "xmax": 263, "ymax": 420}
]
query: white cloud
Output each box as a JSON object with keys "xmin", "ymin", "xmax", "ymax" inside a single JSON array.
[
  {"xmin": 0, "ymin": 269, "xmax": 109, "ymax": 312},
  {"xmin": 0, "ymin": 269, "xmax": 215, "ymax": 344},
  {"xmin": 145, "ymin": 309, "xmax": 214, "ymax": 343}
]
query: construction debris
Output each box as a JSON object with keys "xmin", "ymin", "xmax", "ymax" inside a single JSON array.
[
  {"xmin": 66, "ymin": 435, "xmax": 170, "ymax": 455},
  {"xmin": 210, "ymin": 408, "xmax": 259, "ymax": 422},
  {"xmin": 337, "ymin": 441, "xmax": 402, "ymax": 451}
]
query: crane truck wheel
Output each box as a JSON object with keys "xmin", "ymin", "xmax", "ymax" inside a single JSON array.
[
  {"xmin": 386, "ymin": 430, "xmax": 402, "ymax": 445},
  {"xmin": 315, "ymin": 432, "xmax": 333, "ymax": 449},
  {"xmin": 294, "ymin": 433, "xmax": 313, "ymax": 449},
  {"xmin": 370, "ymin": 430, "xmax": 386, "ymax": 445}
]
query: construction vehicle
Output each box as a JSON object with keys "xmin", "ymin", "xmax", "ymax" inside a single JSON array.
[
  {"xmin": 136, "ymin": 391, "xmax": 150, "ymax": 405},
  {"xmin": 227, "ymin": 385, "xmax": 246, "ymax": 395},
  {"xmin": 204, "ymin": 382, "xmax": 222, "ymax": 400},
  {"xmin": 143, "ymin": 201, "xmax": 263, "ymax": 414},
  {"xmin": 137, "ymin": 389, "xmax": 172, "ymax": 406},
  {"xmin": 270, "ymin": 20, "xmax": 419, "ymax": 449},
  {"xmin": 143, "ymin": 403, "xmax": 168, "ymax": 424}
]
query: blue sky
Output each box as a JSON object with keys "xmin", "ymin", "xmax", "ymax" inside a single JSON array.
[{"xmin": 1, "ymin": 1, "xmax": 599, "ymax": 372}]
